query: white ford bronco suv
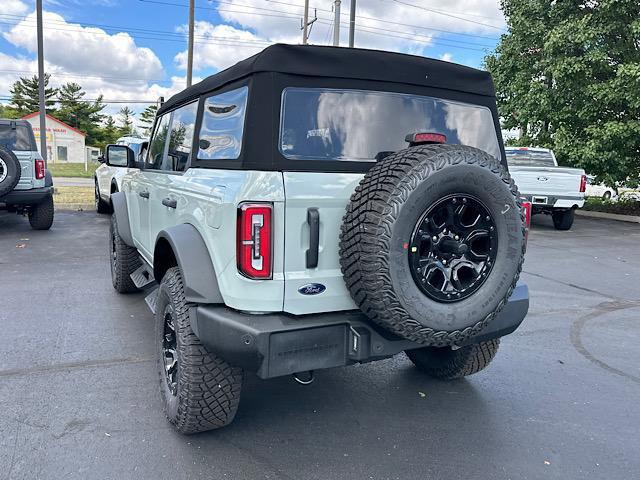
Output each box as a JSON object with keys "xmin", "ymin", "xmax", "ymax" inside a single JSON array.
[
  {"xmin": 0, "ymin": 119, "xmax": 54, "ymax": 230},
  {"xmin": 107, "ymin": 45, "xmax": 531, "ymax": 434}
]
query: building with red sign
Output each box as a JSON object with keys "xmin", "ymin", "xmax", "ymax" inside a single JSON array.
[{"xmin": 21, "ymin": 113, "xmax": 87, "ymax": 164}]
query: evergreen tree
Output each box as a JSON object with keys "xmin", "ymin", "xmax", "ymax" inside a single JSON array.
[
  {"xmin": 9, "ymin": 74, "xmax": 57, "ymax": 115},
  {"xmin": 56, "ymin": 82, "xmax": 106, "ymax": 146},
  {"xmin": 139, "ymin": 104, "xmax": 158, "ymax": 135},
  {"xmin": 117, "ymin": 106, "xmax": 136, "ymax": 136}
]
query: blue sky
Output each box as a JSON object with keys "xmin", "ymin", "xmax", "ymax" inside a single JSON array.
[{"xmin": 0, "ymin": 0, "xmax": 505, "ymax": 117}]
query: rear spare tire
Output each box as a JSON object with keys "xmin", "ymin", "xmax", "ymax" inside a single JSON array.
[
  {"xmin": 339, "ymin": 144, "xmax": 525, "ymax": 346},
  {"xmin": 0, "ymin": 145, "xmax": 21, "ymax": 197}
]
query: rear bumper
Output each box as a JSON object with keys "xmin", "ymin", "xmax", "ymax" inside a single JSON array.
[
  {"xmin": 0, "ymin": 186, "xmax": 53, "ymax": 206},
  {"xmin": 521, "ymin": 193, "xmax": 584, "ymax": 210},
  {"xmin": 191, "ymin": 283, "xmax": 529, "ymax": 379}
]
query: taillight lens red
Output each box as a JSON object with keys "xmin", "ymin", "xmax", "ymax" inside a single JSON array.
[
  {"xmin": 237, "ymin": 203, "xmax": 272, "ymax": 279},
  {"xmin": 579, "ymin": 174, "xmax": 587, "ymax": 193},
  {"xmin": 521, "ymin": 200, "xmax": 532, "ymax": 246},
  {"xmin": 35, "ymin": 159, "xmax": 45, "ymax": 179}
]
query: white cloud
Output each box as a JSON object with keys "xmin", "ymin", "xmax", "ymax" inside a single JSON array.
[
  {"xmin": 174, "ymin": 22, "xmax": 266, "ymax": 71},
  {"xmin": 439, "ymin": 53, "xmax": 454, "ymax": 62},
  {"xmin": 3, "ymin": 0, "xmax": 29, "ymax": 16},
  {"xmin": 4, "ymin": 11, "xmax": 164, "ymax": 81}
]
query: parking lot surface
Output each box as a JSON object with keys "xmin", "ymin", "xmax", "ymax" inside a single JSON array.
[{"xmin": 1, "ymin": 211, "xmax": 639, "ymax": 480}]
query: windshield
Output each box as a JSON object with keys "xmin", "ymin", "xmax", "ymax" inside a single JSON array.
[
  {"xmin": 0, "ymin": 124, "xmax": 36, "ymax": 151},
  {"xmin": 279, "ymin": 88, "xmax": 501, "ymax": 161},
  {"xmin": 505, "ymin": 149, "xmax": 556, "ymax": 167}
]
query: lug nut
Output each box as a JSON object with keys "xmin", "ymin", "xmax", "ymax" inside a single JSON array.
[
  {"xmin": 454, "ymin": 235, "xmax": 459, "ymax": 240},
  {"xmin": 432, "ymin": 236, "xmax": 437, "ymax": 241}
]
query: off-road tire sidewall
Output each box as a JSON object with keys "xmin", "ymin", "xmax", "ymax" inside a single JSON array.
[
  {"xmin": 28, "ymin": 195, "xmax": 54, "ymax": 230},
  {"xmin": 389, "ymin": 163, "xmax": 522, "ymax": 333},
  {"xmin": 109, "ymin": 215, "xmax": 141, "ymax": 293},
  {"xmin": 340, "ymin": 145, "xmax": 525, "ymax": 346},
  {"xmin": 95, "ymin": 181, "xmax": 110, "ymax": 214},
  {"xmin": 155, "ymin": 267, "xmax": 243, "ymax": 434},
  {"xmin": 0, "ymin": 146, "xmax": 22, "ymax": 197}
]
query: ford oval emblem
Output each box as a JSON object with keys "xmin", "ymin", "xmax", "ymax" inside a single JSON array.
[
  {"xmin": 298, "ymin": 283, "xmax": 326, "ymax": 295},
  {"xmin": 537, "ymin": 176, "xmax": 549, "ymax": 182}
]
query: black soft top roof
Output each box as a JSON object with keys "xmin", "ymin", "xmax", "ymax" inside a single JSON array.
[{"xmin": 158, "ymin": 44, "xmax": 495, "ymax": 115}]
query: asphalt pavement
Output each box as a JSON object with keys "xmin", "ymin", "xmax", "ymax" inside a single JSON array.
[{"xmin": 0, "ymin": 211, "xmax": 639, "ymax": 480}]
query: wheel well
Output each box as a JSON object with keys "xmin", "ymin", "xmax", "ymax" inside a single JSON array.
[{"xmin": 154, "ymin": 237, "xmax": 178, "ymax": 283}]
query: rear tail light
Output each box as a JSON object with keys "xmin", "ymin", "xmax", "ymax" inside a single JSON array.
[
  {"xmin": 237, "ymin": 203, "xmax": 272, "ymax": 279},
  {"xmin": 579, "ymin": 174, "xmax": 587, "ymax": 193},
  {"xmin": 35, "ymin": 159, "xmax": 45, "ymax": 179},
  {"xmin": 521, "ymin": 199, "xmax": 532, "ymax": 247}
]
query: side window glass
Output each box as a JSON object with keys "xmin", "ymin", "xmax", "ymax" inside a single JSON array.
[
  {"xmin": 147, "ymin": 114, "xmax": 171, "ymax": 169},
  {"xmin": 166, "ymin": 101, "xmax": 198, "ymax": 172},
  {"xmin": 198, "ymin": 86, "xmax": 248, "ymax": 160}
]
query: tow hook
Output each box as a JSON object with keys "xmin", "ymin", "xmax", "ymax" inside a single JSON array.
[{"xmin": 292, "ymin": 370, "xmax": 314, "ymax": 385}]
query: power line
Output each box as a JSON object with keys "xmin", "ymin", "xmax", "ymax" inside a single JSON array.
[
  {"xmin": 389, "ymin": 0, "xmax": 507, "ymax": 32},
  {"xmin": 0, "ymin": 96, "xmax": 157, "ymax": 104}
]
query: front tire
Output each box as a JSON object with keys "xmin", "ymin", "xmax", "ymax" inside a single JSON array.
[
  {"xmin": 406, "ymin": 339, "xmax": 500, "ymax": 380},
  {"xmin": 28, "ymin": 195, "xmax": 54, "ymax": 230},
  {"xmin": 156, "ymin": 267, "xmax": 243, "ymax": 434},
  {"xmin": 552, "ymin": 208, "xmax": 574, "ymax": 230},
  {"xmin": 109, "ymin": 215, "xmax": 141, "ymax": 293},
  {"xmin": 95, "ymin": 181, "xmax": 111, "ymax": 214}
]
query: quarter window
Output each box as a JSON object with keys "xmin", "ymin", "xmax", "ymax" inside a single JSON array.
[{"xmin": 197, "ymin": 87, "xmax": 248, "ymax": 161}]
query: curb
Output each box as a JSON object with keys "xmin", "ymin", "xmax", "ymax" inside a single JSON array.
[
  {"xmin": 54, "ymin": 204, "xmax": 95, "ymax": 212},
  {"xmin": 576, "ymin": 209, "xmax": 640, "ymax": 224}
]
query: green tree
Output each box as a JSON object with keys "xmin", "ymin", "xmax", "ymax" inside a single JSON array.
[
  {"xmin": 485, "ymin": 0, "xmax": 640, "ymax": 187},
  {"xmin": 139, "ymin": 104, "xmax": 158, "ymax": 135},
  {"xmin": 0, "ymin": 103, "xmax": 22, "ymax": 119},
  {"xmin": 56, "ymin": 82, "xmax": 106, "ymax": 146},
  {"xmin": 9, "ymin": 74, "xmax": 57, "ymax": 115},
  {"xmin": 94, "ymin": 116, "xmax": 120, "ymax": 151},
  {"xmin": 117, "ymin": 106, "xmax": 136, "ymax": 136}
]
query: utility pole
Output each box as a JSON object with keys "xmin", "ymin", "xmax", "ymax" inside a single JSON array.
[
  {"xmin": 348, "ymin": 0, "xmax": 356, "ymax": 47},
  {"xmin": 303, "ymin": 0, "xmax": 309, "ymax": 44},
  {"xmin": 186, "ymin": 0, "xmax": 195, "ymax": 87},
  {"xmin": 333, "ymin": 0, "xmax": 341, "ymax": 46},
  {"xmin": 300, "ymin": 1, "xmax": 317, "ymax": 44},
  {"xmin": 36, "ymin": 0, "xmax": 47, "ymax": 166}
]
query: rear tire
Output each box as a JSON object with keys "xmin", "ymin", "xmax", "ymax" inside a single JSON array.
[
  {"xmin": 95, "ymin": 181, "xmax": 111, "ymax": 214},
  {"xmin": 156, "ymin": 267, "xmax": 243, "ymax": 434},
  {"xmin": 552, "ymin": 208, "xmax": 574, "ymax": 230},
  {"xmin": 602, "ymin": 191, "xmax": 611, "ymax": 201},
  {"xmin": 109, "ymin": 214, "xmax": 141, "ymax": 293},
  {"xmin": 406, "ymin": 339, "xmax": 500, "ymax": 380},
  {"xmin": 28, "ymin": 195, "xmax": 54, "ymax": 230}
]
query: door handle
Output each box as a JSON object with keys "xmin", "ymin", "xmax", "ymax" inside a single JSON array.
[
  {"xmin": 162, "ymin": 197, "xmax": 177, "ymax": 209},
  {"xmin": 306, "ymin": 208, "xmax": 320, "ymax": 269},
  {"xmin": 139, "ymin": 190, "xmax": 149, "ymax": 199}
]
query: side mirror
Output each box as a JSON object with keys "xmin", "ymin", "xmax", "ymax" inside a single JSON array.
[
  {"xmin": 97, "ymin": 154, "xmax": 106, "ymax": 164},
  {"xmin": 105, "ymin": 144, "xmax": 136, "ymax": 168}
]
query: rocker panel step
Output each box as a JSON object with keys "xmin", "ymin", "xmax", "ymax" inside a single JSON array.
[
  {"xmin": 130, "ymin": 264, "xmax": 155, "ymax": 289},
  {"xmin": 145, "ymin": 288, "xmax": 160, "ymax": 315}
]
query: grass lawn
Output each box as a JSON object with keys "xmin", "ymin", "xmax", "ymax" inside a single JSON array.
[
  {"xmin": 48, "ymin": 162, "xmax": 98, "ymax": 178},
  {"xmin": 54, "ymin": 186, "xmax": 94, "ymax": 206}
]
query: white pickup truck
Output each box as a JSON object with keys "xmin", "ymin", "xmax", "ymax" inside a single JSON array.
[{"xmin": 506, "ymin": 147, "xmax": 586, "ymax": 230}]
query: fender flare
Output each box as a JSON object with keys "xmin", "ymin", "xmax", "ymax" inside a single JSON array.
[
  {"xmin": 110, "ymin": 192, "xmax": 134, "ymax": 247},
  {"xmin": 155, "ymin": 224, "xmax": 223, "ymax": 304},
  {"xmin": 45, "ymin": 169, "xmax": 53, "ymax": 187}
]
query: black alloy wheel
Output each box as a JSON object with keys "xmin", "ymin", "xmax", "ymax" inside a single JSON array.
[
  {"xmin": 162, "ymin": 304, "xmax": 178, "ymax": 396},
  {"xmin": 408, "ymin": 194, "xmax": 497, "ymax": 303}
]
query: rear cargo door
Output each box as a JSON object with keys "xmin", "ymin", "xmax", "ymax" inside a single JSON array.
[
  {"xmin": 13, "ymin": 151, "xmax": 35, "ymax": 190},
  {"xmin": 282, "ymin": 172, "xmax": 363, "ymax": 315}
]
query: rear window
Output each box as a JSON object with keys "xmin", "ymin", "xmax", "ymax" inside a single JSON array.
[
  {"xmin": 279, "ymin": 88, "xmax": 501, "ymax": 161},
  {"xmin": 505, "ymin": 149, "xmax": 556, "ymax": 167},
  {"xmin": 0, "ymin": 124, "xmax": 36, "ymax": 151}
]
